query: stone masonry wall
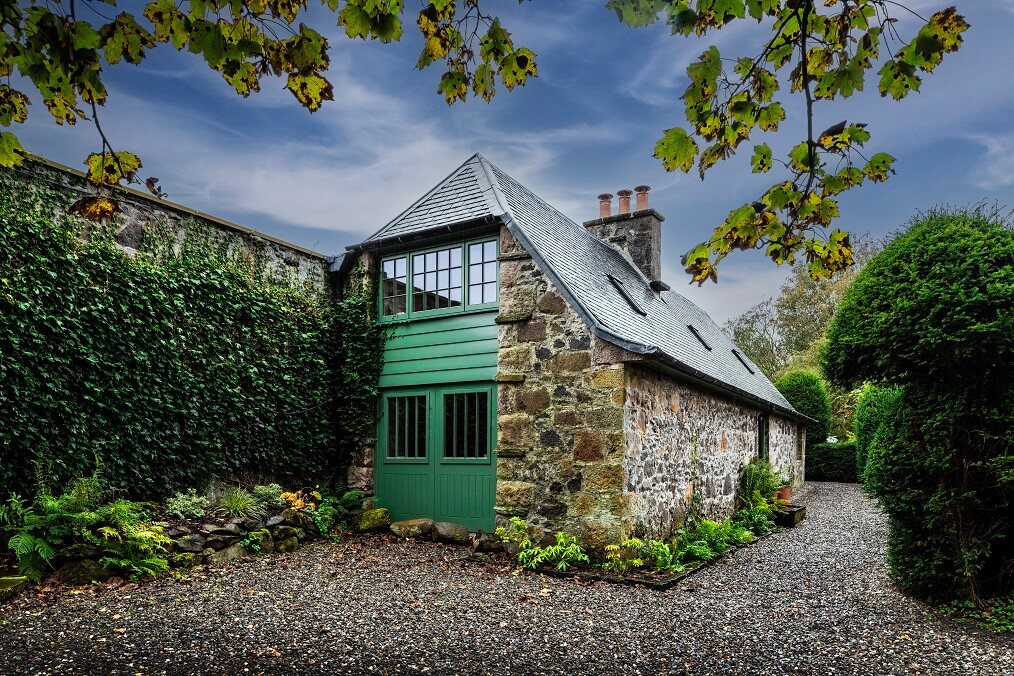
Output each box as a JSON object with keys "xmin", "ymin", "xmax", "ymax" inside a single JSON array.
[
  {"xmin": 493, "ymin": 226, "xmax": 642, "ymax": 550},
  {"xmin": 623, "ymin": 366, "xmax": 762, "ymax": 540},
  {"xmin": 12, "ymin": 161, "xmax": 327, "ymax": 289},
  {"xmin": 768, "ymin": 414, "xmax": 804, "ymax": 487}
]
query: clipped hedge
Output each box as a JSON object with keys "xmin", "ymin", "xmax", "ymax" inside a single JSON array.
[
  {"xmin": 854, "ymin": 384, "xmax": 903, "ymax": 478},
  {"xmin": 774, "ymin": 370, "xmax": 831, "ymax": 450},
  {"xmin": 0, "ymin": 170, "xmax": 383, "ymax": 499},
  {"xmin": 805, "ymin": 442, "xmax": 857, "ymax": 483}
]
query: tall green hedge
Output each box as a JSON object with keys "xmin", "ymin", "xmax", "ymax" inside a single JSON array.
[
  {"xmin": 774, "ymin": 370, "xmax": 830, "ymax": 450},
  {"xmin": 0, "ymin": 170, "xmax": 383, "ymax": 499},
  {"xmin": 805, "ymin": 442, "xmax": 857, "ymax": 483},
  {"xmin": 853, "ymin": 384, "xmax": 903, "ymax": 479},
  {"xmin": 824, "ymin": 208, "xmax": 1014, "ymax": 605}
]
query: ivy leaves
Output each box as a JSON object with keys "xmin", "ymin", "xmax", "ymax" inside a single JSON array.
[
  {"xmin": 2, "ymin": 0, "xmax": 537, "ymax": 220},
  {"xmin": 623, "ymin": 1, "xmax": 968, "ymax": 283}
]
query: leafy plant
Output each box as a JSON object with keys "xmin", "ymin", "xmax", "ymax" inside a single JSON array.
[
  {"xmin": 494, "ymin": 516, "xmax": 530, "ymax": 546},
  {"xmin": 0, "ymin": 170, "xmax": 384, "ymax": 500},
  {"xmin": 737, "ymin": 459, "xmax": 784, "ymax": 512},
  {"xmin": 251, "ymin": 484, "xmax": 285, "ymax": 509},
  {"xmin": 603, "ymin": 538, "xmax": 686, "ymax": 574},
  {"xmin": 304, "ymin": 489, "xmax": 367, "ymax": 538},
  {"xmin": 517, "ymin": 531, "xmax": 590, "ymax": 572},
  {"xmin": 216, "ymin": 488, "xmax": 266, "ymax": 519},
  {"xmin": 239, "ymin": 531, "xmax": 264, "ymax": 555},
  {"xmin": 824, "ymin": 207, "xmax": 1014, "ymax": 607},
  {"xmin": 733, "ymin": 508, "xmax": 777, "ymax": 537},
  {"xmin": 775, "ymin": 370, "xmax": 831, "ymax": 450},
  {"xmin": 164, "ymin": 489, "xmax": 210, "ymax": 520},
  {"xmin": 806, "ymin": 442, "xmax": 857, "ymax": 483}
]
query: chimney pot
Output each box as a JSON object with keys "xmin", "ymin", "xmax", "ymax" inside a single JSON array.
[
  {"xmin": 597, "ymin": 193, "xmax": 614, "ymax": 219},
  {"xmin": 634, "ymin": 185, "xmax": 650, "ymax": 211},
  {"xmin": 617, "ymin": 189, "xmax": 633, "ymax": 215}
]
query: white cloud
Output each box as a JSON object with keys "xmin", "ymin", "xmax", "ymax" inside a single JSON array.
[{"xmin": 968, "ymin": 132, "xmax": 1014, "ymax": 190}]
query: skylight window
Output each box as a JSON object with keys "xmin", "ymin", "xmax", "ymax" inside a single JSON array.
[
  {"xmin": 732, "ymin": 349, "xmax": 755, "ymax": 374},
  {"xmin": 607, "ymin": 274, "xmax": 647, "ymax": 316},
  {"xmin": 688, "ymin": 325, "xmax": 712, "ymax": 351}
]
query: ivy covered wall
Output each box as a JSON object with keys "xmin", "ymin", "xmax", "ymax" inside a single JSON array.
[{"xmin": 0, "ymin": 164, "xmax": 383, "ymax": 498}]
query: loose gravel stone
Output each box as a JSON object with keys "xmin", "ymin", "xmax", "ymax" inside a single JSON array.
[{"xmin": 0, "ymin": 483, "xmax": 1011, "ymax": 674}]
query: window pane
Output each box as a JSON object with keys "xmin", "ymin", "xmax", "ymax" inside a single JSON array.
[
  {"xmin": 383, "ymin": 295, "xmax": 406, "ymax": 316},
  {"xmin": 437, "ymin": 270, "xmax": 449, "ymax": 290},
  {"xmin": 383, "ymin": 260, "xmax": 395, "ymax": 278},
  {"xmin": 425, "ymin": 271, "xmax": 437, "ymax": 292},
  {"xmin": 388, "ymin": 396, "xmax": 426, "ymax": 458},
  {"xmin": 425, "ymin": 252, "xmax": 437, "ymax": 269},
  {"xmin": 469, "ymin": 243, "xmax": 482, "ymax": 262},
  {"xmin": 450, "ymin": 268, "xmax": 461, "ymax": 287},
  {"xmin": 413, "ymin": 274, "xmax": 425, "ymax": 294},
  {"xmin": 469, "ymin": 285, "xmax": 482, "ymax": 305},
  {"xmin": 469, "ymin": 263, "xmax": 482, "ymax": 284},
  {"xmin": 444, "ymin": 392, "xmax": 488, "ymax": 458},
  {"xmin": 413, "ymin": 254, "xmax": 424, "ymax": 271},
  {"xmin": 483, "ymin": 283, "xmax": 497, "ymax": 304},
  {"xmin": 413, "ymin": 292, "xmax": 426, "ymax": 312},
  {"xmin": 483, "ymin": 240, "xmax": 497, "ymax": 261},
  {"xmin": 449, "ymin": 288, "xmax": 462, "ymax": 304},
  {"xmin": 450, "ymin": 247, "xmax": 462, "ymax": 267},
  {"xmin": 483, "ymin": 261, "xmax": 496, "ymax": 282},
  {"xmin": 395, "ymin": 258, "xmax": 406, "ymax": 278},
  {"xmin": 437, "ymin": 250, "xmax": 449, "ymax": 269}
]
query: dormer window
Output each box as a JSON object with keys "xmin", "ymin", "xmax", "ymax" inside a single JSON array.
[{"xmin": 381, "ymin": 237, "xmax": 498, "ymax": 319}]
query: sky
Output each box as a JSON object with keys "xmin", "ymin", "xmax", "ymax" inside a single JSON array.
[{"xmin": 16, "ymin": 0, "xmax": 1014, "ymax": 323}]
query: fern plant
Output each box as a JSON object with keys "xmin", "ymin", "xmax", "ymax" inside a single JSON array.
[
  {"xmin": 517, "ymin": 532, "xmax": 590, "ymax": 571},
  {"xmin": 216, "ymin": 488, "xmax": 266, "ymax": 519}
]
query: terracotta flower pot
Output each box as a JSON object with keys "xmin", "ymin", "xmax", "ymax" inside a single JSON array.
[{"xmin": 778, "ymin": 486, "xmax": 791, "ymax": 503}]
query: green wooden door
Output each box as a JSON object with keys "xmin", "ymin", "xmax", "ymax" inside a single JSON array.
[{"xmin": 375, "ymin": 383, "xmax": 497, "ymax": 531}]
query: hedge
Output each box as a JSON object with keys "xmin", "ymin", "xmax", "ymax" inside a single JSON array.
[
  {"xmin": 774, "ymin": 370, "xmax": 831, "ymax": 451},
  {"xmin": 805, "ymin": 442, "xmax": 857, "ymax": 483},
  {"xmin": 0, "ymin": 169, "xmax": 384, "ymax": 499}
]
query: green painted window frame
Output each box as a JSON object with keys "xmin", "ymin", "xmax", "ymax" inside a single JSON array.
[
  {"xmin": 378, "ymin": 236, "xmax": 499, "ymax": 323},
  {"xmin": 379, "ymin": 389, "xmax": 431, "ymax": 464},
  {"xmin": 437, "ymin": 383, "xmax": 496, "ymax": 466},
  {"xmin": 758, "ymin": 413, "xmax": 770, "ymax": 460}
]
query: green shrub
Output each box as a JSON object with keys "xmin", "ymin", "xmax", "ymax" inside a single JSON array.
[
  {"xmin": 164, "ymin": 489, "xmax": 210, "ymax": 520},
  {"xmin": 0, "ymin": 169, "xmax": 384, "ymax": 499},
  {"xmin": 774, "ymin": 370, "xmax": 831, "ymax": 450},
  {"xmin": 517, "ymin": 531, "xmax": 590, "ymax": 572},
  {"xmin": 824, "ymin": 207, "xmax": 1014, "ymax": 605},
  {"xmin": 733, "ymin": 507, "xmax": 777, "ymax": 536},
  {"xmin": 805, "ymin": 442, "xmax": 857, "ymax": 482},
  {"xmin": 251, "ymin": 484, "xmax": 285, "ymax": 509},
  {"xmin": 853, "ymin": 384, "xmax": 903, "ymax": 478},
  {"xmin": 305, "ymin": 488, "xmax": 367, "ymax": 537},
  {"xmin": 216, "ymin": 488, "xmax": 266, "ymax": 519},
  {"xmin": 737, "ymin": 458, "xmax": 784, "ymax": 511},
  {"xmin": 0, "ymin": 471, "xmax": 170, "ymax": 582}
]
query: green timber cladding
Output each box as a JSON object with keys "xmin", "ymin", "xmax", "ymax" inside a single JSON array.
[{"xmin": 372, "ymin": 235, "xmax": 501, "ymax": 531}]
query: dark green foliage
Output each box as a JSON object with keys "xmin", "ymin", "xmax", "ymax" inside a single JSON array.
[
  {"xmin": 1, "ymin": 470, "xmax": 170, "ymax": 582},
  {"xmin": 854, "ymin": 384, "xmax": 904, "ymax": 478},
  {"xmin": 737, "ymin": 458, "xmax": 784, "ymax": 511},
  {"xmin": 733, "ymin": 507, "xmax": 777, "ymax": 536},
  {"xmin": 806, "ymin": 442, "xmax": 857, "ymax": 482},
  {"xmin": 0, "ymin": 170, "xmax": 383, "ymax": 498},
  {"xmin": 824, "ymin": 208, "xmax": 1014, "ymax": 606},
  {"xmin": 774, "ymin": 370, "xmax": 831, "ymax": 450}
]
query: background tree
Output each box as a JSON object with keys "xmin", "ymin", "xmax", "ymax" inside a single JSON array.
[
  {"xmin": 0, "ymin": 1, "xmax": 966, "ymax": 282},
  {"xmin": 823, "ymin": 206, "xmax": 1013, "ymax": 607},
  {"xmin": 774, "ymin": 370, "xmax": 830, "ymax": 450}
]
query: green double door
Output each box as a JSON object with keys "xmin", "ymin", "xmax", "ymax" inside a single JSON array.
[{"xmin": 374, "ymin": 383, "xmax": 497, "ymax": 532}]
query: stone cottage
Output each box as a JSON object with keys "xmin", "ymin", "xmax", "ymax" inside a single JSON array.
[{"xmin": 336, "ymin": 154, "xmax": 807, "ymax": 546}]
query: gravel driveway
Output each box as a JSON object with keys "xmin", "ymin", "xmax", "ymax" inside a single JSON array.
[{"xmin": 1, "ymin": 482, "xmax": 1011, "ymax": 675}]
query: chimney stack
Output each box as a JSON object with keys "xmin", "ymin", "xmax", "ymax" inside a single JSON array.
[
  {"xmin": 635, "ymin": 185, "xmax": 650, "ymax": 211},
  {"xmin": 584, "ymin": 185, "xmax": 665, "ymax": 285},
  {"xmin": 617, "ymin": 189, "xmax": 632, "ymax": 215},
  {"xmin": 597, "ymin": 193, "xmax": 613, "ymax": 219}
]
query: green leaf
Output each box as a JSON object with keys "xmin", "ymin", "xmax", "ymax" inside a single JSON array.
[
  {"xmin": 606, "ymin": 0, "xmax": 665, "ymax": 27},
  {"xmin": 100, "ymin": 13, "xmax": 155, "ymax": 65},
  {"xmin": 438, "ymin": 67, "xmax": 468, "ymax": 104},
  {"xmin": 745, "ymin": 0, "xmax": 778, "ymax": 21},
  {"xmin": 0, "ymin": 132, "xmax": 25, "ymax": 167},
  {"xmin": 84, "ymin": 150, "xmax": 142, "ymax": 186},
  {"xmin": 286, "ymin": 72, "xmax": 333, "ymax": 111},
  {"xmin": 500, "ymin": 48, "xmax": 537, "ymax": 91},
  {"xmin": 756, "ymin": 103, "xmax": 784, "ymax": 132},
  {"xmin": 144, "ymin": 0, "xmax": 190, "ymax": 49},
  {"xmin": 878, "ymin": 60, "xmax": 920, "ymax": 100},
  {"xmin": 864, "ymin": 152, "xmax": 896, "ymax": 183},
  {"xmin": 687, "ymin": 45, "xmax": 722, "ymax": 86},
  {"xmin": 338, "ymin": 4, "xmax": 372, "ymax": 40},
  {"xmin": 0, "ymin": 85, "xmax": 30, "ymax": 126},
  {"xmin": 750, "ymin": 143, "xmax": 772, "ymax": 173},
  {"xmin": 654, "ymin": 127, "xmax": 698, "ymax": 173}
]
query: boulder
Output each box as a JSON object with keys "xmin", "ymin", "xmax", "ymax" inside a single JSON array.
[
  {"xmin": 271, "ymin": 525, "xmax": 298, "ymax": 541},
  {"xmin": 434, "ymin": 521, "xmax": 470, "ymax": 545},
  {"xmin": 390, "ymin": 518, "xmax": 434, "ymax": 538},
  {"xmin": 173, "ymin": 534, "xmax": 207, "ymax": 553},
  {"xmin": 208, "ymin": 543, "xmax": 248, "ymax": 566},
  {"xmin": 206, "ymin": 523, "xmax": 244, "ymax": 537},
  {"xmin": 276, "ymin": 537, "xmax": 299, "ymax": 553},
  {"xmin": 266, "ymin": 515, "xmax": 286, "ymax": 529},
  {"xmin": 253, "ymin": 529, "xmax": 274, "ymax": 555},
  {"xmin": 239, "ymin": 518, "xmax": 265, "ymax": 532},
  {"xmin": 294, "ymin": 528, "xmax": 307, "ymax": 542},
  {"xmin": 281, "ymin": 508, "xmax": 305, "ymax": 527},
  {"xmin": 59, "ymin": 543, "xmax": 100, "ymax": 559},
  {"xmin": 203, "ymin": 534, "xmax": 240, "ymax": 551},
  {"xmin": 170, "ymin": 553, "xmax": 203, "ymax": 569},
  {"xmin": 165, "ymin": 526, "xmax": 191, "ymax": 538},
  {"xmin": 354, "ymin": 508, "xmax": 391, "ymax": 533},
  {"xmin": 0, "ymin": 576, "xmax": 29, "ymax": 602},
  {"xmin": 53, "ymin": 559, "xmax": 114, "ymax": 585},
  {"xmin": 471, "ymin": 530, "xmax": 501, "ymax": 553},
  {"xmin": 502, "ymin": 542, "xmax": 521, "ymax": 557}
]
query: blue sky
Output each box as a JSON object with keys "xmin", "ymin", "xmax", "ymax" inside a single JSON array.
[{"xmin": 19, "ymin": 0, "xmax": 1014, "ymax": 322}]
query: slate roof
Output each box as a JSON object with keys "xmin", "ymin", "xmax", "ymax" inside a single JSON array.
[{"xmin": 351, "ymin": 154, "xmax": 801, "ymax": 419}]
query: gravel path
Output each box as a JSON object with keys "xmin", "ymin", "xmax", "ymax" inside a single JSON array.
[{"xmin": 1, "ymin": 482, "xmax": 1011, "ymax": 675}]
